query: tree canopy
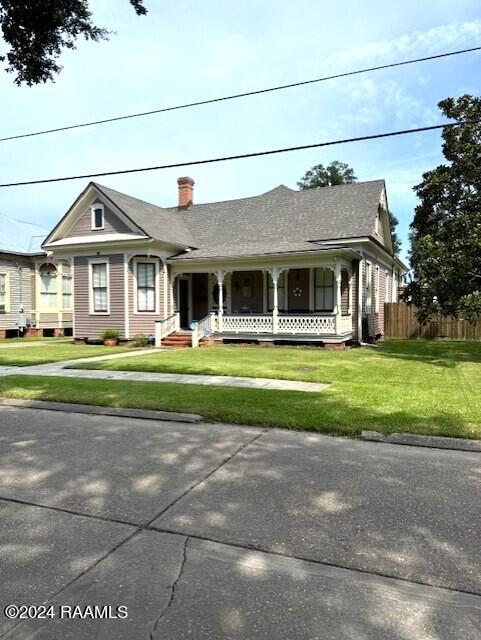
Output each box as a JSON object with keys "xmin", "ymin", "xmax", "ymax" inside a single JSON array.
[
  {"xmin": 0, "ymin": 0, "xmax": 147, "ymax": 85},
  {"xmin": 298, "ymin": 160, "xmax": 401, "ymax": 255},
  {"xmin": 297, "ymin": 161, "xmax": 356, "ymax": 189},
  {"xmin": 407, "ymin": 95, "xmax": 481, "ymax": 322}
]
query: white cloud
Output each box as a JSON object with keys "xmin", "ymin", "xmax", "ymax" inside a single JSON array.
[{"xmin": 323, "ymin": 21, "xmax": 481, "ymax": 68}]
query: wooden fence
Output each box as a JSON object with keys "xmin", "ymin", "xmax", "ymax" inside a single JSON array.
[{"xmin": 384, "ymin": 303, "xmax": 481, "ymax": 340}]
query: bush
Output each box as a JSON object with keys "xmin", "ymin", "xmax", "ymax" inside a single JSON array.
[
  {"xmin": 101, "ymin": 329, "xmax": 120, "ymax": 340},
  {"xmin": 131, "ymin": 333, "xmax": 148, "ymax": 347}
]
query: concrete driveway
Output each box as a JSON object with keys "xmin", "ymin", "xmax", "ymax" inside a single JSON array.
[{"xmin": 0, "ymin": 405, "xmax": 479, "ymax": 639}]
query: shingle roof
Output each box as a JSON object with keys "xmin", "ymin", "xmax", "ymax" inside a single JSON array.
[
  {"xmin": 93, "ymin": 183, "xmax": 195, "ymax": 248},
  {"xmin": 94, "ymin": 180, "xmax": 385, "ymax": 259}
]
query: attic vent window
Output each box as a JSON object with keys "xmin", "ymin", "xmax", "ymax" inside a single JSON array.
[{"xmin": 91, "ymin": 204, "xmax": 105, "ymax": 230}]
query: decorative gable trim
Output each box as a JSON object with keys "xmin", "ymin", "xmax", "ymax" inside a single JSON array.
[{"xmin": 42, "ymin": 182, "xmax": 147, "ymax": 247}]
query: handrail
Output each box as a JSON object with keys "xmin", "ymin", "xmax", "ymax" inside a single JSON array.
[
  {"xmin": 191, "ymin": 311, "xmax": 216, "ymax": 348},
  {"xmin": 155, "ymin": 311, "xmax": 180, "ymax": 347}
]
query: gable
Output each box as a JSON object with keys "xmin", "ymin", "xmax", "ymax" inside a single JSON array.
[
  {"xmin": 66, "ymin": 198, "xmax": 132, "ymax": 237},
  {"xmin": 43, "ymin": 183, "xmax": 147, "ymax": 247}
]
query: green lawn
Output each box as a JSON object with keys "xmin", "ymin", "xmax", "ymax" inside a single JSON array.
[
  {"xmin": 0, "ymin": 344, "xmax": 131, "ymax": 366},
  {"xmin": 2, "ymin": 340, "xmax": 480, "ymax": 438},
  {"xmin": 0, "ymin": 336, "xmax": 70, "ymax": 344}
]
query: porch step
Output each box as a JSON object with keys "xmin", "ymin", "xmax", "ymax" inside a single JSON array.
[{"xmin": 162, "ymin": 332, "xmax": 192, "ymax": 348}]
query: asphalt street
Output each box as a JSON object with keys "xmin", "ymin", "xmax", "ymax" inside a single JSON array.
[{"xmin": 0, "ymin": 405, "xmax": 479, "ymax": 639}]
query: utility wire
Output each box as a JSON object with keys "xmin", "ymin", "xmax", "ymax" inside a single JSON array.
[
  {"xmin": 0, "ymin": 120, "xmax": 477, "ymax": 189},
  {"xmin": 0, "ymin": 45, "xmax": 480, "ymax": 144},
  {"xmin": 0, "ymin": 210, "xmax": 48, "ymax": 228}
]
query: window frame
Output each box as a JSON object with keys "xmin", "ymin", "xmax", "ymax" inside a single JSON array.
[
  {"xmin": 365, "ymin": 261, "xmax": 372, "ymax": 314},
  {"xmin": 314, "ymin": 268, "xmax": 335, "ymax": 313},
  {"xmin": 39, "ymin": 264, "xmax": 58, "ymax": 310},
  {"xmin": 91, "ymin": 204, "xmax": 105, "ymax": 231},
  {"xmin": 89, "ymin": 259, "xmax": 110, "ymax": 315},
  {"xmin": 0, "ymin": 272, "xmax": 9, "ymax": 313},
  {"xmin": 134, "ymin": 258, "xmax": 159, "ymax": 314},
  {"xmin": 62, "ymin": 274, "xmax": 73, "ymax": 310}
]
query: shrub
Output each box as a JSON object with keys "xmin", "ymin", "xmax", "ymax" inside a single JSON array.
[
  {"xmin": 101, "ymin": 329, "xmax": 120, "ymax": 340},
  {"xmin": 131, "ymin": 333, "xmax": 148, "ymax": 347}
]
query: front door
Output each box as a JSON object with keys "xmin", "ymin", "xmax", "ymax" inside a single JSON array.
[
  {"xmin": 178, "ymin": 278, "xmax": 190, "ymax": 329},
  {"xmin": 287, "ymin": 269, "xmax": 310, "ymax": 312}
]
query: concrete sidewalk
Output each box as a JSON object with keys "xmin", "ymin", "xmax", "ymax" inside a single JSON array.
[
  {"xmin": 0, "ymin": 406, "xmax": 479, "ymax": 639},
  {"xmin": 0, "ymin": 357, "xmax": 329, "ymax": 392}
]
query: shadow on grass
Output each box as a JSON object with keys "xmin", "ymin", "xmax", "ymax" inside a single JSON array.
[
  {"xmin": 0, "ymin": 374, "xmax": 478, "ymax": 439},
  {"xmin": 378, "ymin": 339, "xmax": 481, "ymax": 368}
]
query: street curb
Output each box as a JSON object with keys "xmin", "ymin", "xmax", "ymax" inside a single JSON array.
[
  {"xmin": 361, "ymin": 430, "xmax": 481, "ymax": 453},
  {"xmin": 0, "ymin": 398, "xmax": 203, "ymax": 424}
]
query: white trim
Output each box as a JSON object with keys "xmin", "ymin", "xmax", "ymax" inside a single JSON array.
[
  {"xmin": 162, "ymin": 260, "xmax": 169, "ymax": 319},
  {"xmin": 124, "ymin": 255, "xmax": 130, "ymax": 339},
  {"xmin": 88, "ymin": 258, "xmax": 110, "ymax": 315},
  {"xmin": 365, "ymin": 261, "xmax": 372, "ymax": 314},
  {"xmin": 133, "ymin": 257, "xmax": 160, "ymax": 315},
  {"xmin": 91, "ymin": 203, "xmax": 105, "ymax": 231},
  {"xmin": 374, "ymin": 265, "xmax": 380, "ymax": 313}
]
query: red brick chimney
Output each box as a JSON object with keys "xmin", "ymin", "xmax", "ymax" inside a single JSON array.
[{"xmin": 177, "ymin": 176, "xmax": 194, "ymax": 208}]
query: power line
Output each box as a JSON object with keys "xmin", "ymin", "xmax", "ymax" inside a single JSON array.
[
  {"xmin": 0, "ymin": 210, "xmax": 48, "ymax": 228},
  {"xmin": 1, "ymin": 45, "xmax": 480, "ymax": 144},
  {"xmin": 0, "ymin": 120, "xmax": 476, "ymax": 189}
]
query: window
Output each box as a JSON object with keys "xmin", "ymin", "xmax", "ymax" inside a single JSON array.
[
  {"xmin": 39, "ymin": 264, "xmax": 58, "ymax": 309},
  {"xmin": 62, "ymin": 275, "xmax": 72, "ymax": 309},
  {"xmin": 365, "ymin": 262, "xmax": 372, "ymax": 313},
  {"xmin": 374, "ymin": 266, "xmax": 380, "ymax": 313},
  {"xmin": 90, "ymin": 262, "xmax": 109, "ymax": 313},
  {"xmin": 385, "ymin": 271, "xmax": 390, "ymax": 303},
  {"xmin": 314, "ymin": 268, "xmax": 334, "ymax": 312},
  {"xmin": 0, "ymin": 273, "xmax": 8, "ymax": 313},
  {"xmin": 136, "ymin": 261, "xmax": 156, "ymax": 312},
  {"xmin": 91, "ymin": 204, "xmax": 104, "ymax": 230},
  {"xmin": 267, "ymin": 272, "xmax": 285, "ymax": 311}
]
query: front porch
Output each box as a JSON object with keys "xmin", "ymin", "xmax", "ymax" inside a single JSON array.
[{"xmin": 157, "ymin": 262, "xmax": 356, "ymax": 347}]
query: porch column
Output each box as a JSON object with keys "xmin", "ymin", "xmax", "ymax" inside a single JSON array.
[
  {"xmin": 216, "ymin": 270, "xmax": 225, "ymax": 332},
  {"xmin": 270, "ymin": 267, "xmax": 283, "ymax": 334},
  {"xmin": 334, "ymin": 262, "xmax": 342, "ymax": 334}
]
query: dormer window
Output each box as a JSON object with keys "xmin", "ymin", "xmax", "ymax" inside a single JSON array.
[{"xmin": 91, "ymin": 204, "xmax": 104, "ymax": 230}]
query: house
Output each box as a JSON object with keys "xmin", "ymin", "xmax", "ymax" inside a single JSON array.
[
  {"xmin": 42, "ymin": 177, "xmax": 407, "ymax": 347},
  {"xmin": 0, "ymin": 249, "xmax": 73, "ymax": 339}
]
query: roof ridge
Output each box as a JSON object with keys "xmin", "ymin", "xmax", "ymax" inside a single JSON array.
[{"xmin": 92, "ymin": 182, "xmax": 166, "ymax": 212}]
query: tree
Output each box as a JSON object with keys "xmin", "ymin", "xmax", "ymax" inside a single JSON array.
[
  {"xmin": 0, "ymin": 1, "xmax": 147, "ymax": 85},
  {"xmin": 407, "ymin": 95, "xmax": 481, "ymax": 322},
  {"xmin": 388, "ymin": 211, "xmax": 401, "ymax": 256},
  {"xmin": 297, "ymin": 161, "xmax": 357, "ymax": 189},
  {"xmin": 298, "ymin": 160, "xmax": 401, "ymax": 255}
]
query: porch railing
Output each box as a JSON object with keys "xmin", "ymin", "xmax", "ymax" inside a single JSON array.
[
  {"xmin": 216, "ymin": 312, "xmax": 352, "ymax": 336},
  {"xmin": 222, "ymin": 314, "xmax": 274, "ymax": 334},
  {"xmin": 277, "ymin": 314, "xmax": 336, "ymax": 334},
  {"xmin": 191, "ymin": 312, "xmax": 217, "ymax": 348},
  {"xmin": 155, "ymin": 312, "xmax": 180, "ymax": 347}
]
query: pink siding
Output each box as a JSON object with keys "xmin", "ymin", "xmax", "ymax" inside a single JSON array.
[
  {"xmin": 73, "ymin": 254, "xmax": 125, "ymax": 339},
  {"xmin": 67, "ymin": 200, "xmax": 131, "ymax": 237}
]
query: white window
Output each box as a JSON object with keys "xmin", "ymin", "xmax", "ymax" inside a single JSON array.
[
  {"xmin": 62, "ymin": 275, "xmax": 72, "ymax": 309},
  {"xmin": 385, "ymin": 271, "xmax": 390, "ymax": 303},
  {"xmin": 90, "ymin": 261, "xmax": 109, "ymax": 314},
  {"xmin": 136, "ymin": 261, "xmax": 156, "ymax": 312},
  {"xmin": 0, "ymin": 273, "xmax": 8, "ymax": 312},
  {"xmin": 375, "ymin": 266, "xmax": 380, "ymax": 313},
  {"xmin": 314, "ymin": 268, "xmax": 334, "ymax": 312},
  {"xmin": 39, "ymin": 264, "xmax": 58, "ymax": 309},
  {"xmin": 91, "ymin": 204, "xmax": 105, "ymax": 230},
  {"xmin": 365, "ymin": 262, "xmax": 372, "ymax": 313}
]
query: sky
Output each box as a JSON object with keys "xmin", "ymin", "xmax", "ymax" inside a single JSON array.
[{"xmin": 0, "ymin": 0, "xmax": 480, "ymax": 263}]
